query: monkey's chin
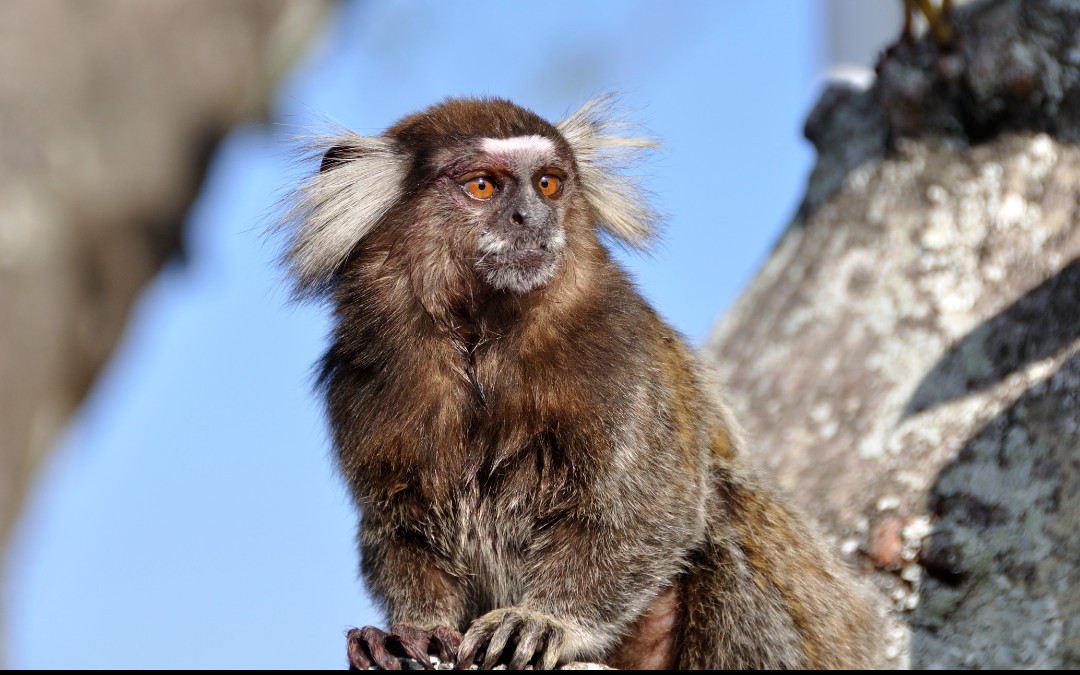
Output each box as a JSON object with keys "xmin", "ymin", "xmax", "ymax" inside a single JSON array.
[{"xmin": 475, "ymin": 248, "xmax": 559, "ymax": 295}]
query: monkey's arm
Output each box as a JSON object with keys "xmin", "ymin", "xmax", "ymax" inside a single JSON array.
[{"xmin": 348, "ymin": 510, "xmax": 469, "ymax": 669}]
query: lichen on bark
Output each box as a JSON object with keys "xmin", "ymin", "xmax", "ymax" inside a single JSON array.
[{"xmin": 707, "ymin": 0, "xmax": 1080, "ymax": 668}]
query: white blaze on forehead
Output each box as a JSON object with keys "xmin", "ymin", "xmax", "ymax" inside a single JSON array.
[{"xmin": 480, "ymin": 135, "xmax": 556, "ymax": 165}]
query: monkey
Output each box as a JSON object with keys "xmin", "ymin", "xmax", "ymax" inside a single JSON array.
[{"xmin": 278, "ymin": 96, "xmax": 882, "ymax": 669}]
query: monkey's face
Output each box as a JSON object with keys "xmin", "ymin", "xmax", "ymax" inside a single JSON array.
[
  {"xmin": 434, "ymin": 135, "xmax": 576, "ymax": 295},
  {"xmin": 283, "ymin": 97, "xmax": 655, "ymax": 302}
]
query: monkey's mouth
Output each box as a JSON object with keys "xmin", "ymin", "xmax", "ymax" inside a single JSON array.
[
  {"xmin": 474, "ymin": 236, "xmax": 563, "ymax": 294},
  {"xmin": 502, "ymin": 239, "xmax": 548, "ymax": 266}
]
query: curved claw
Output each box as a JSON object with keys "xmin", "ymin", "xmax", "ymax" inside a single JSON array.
[
  {"xmin": 507, "ymin": 618, "xmax": 544, "ymax": 670},
  {"xmin": 456, "ymin": 626, "xmax": 485, "ymax": 670},
  {"xmin": 537, "ymin": 627, "xmax": 565, "ymax": 671},
  {"xmin": 480, "ymin": 614, "xmax": 518, "ymax": 670}
]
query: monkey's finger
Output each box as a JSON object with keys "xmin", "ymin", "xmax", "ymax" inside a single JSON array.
[
  {"xmin": 456, "ymin": 627, "xmax": 487, "ymax": 670},
  {"xmin": 431, "ymin": 626, "xmax": 463, "ymax": 664},
  {"xmin": 348, "ymin": 626, "xmax": 404, "ymax": 671},
  {"xmin": 386, "ymin": 624, "xmax": 434, "ymax": 668},
  {"xmin": 481, "ymin": 614, "xmax": 519, "ymax": 670},
  {"xmin": 366, "ymin": 627, "xmax": 405, "ymax": 671},
  {"xmin": 536, "ymin": 626, "xmax": 565, "ymax": 671},
  {"xmin": 507, "ymin": 618, "xmax": 544, "ymax": 670},
  {"xmin": 392, "ymin": 637, "xmax": 434, "ymax": 670},
  {"xmin": 346, "ymin": 628, "xmax": 374, "ymax": 670}
]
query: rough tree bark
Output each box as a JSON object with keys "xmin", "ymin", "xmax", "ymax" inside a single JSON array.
[
  {"xmin": 707, "ymin": 0, "xmax": 1080, "ymax": 668},
  {"xmin": 0, "ymin": 0, "xmax": 327, "ymax": 664}
]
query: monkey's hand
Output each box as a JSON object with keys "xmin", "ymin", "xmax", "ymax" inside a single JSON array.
[
  {"xmin": 457, "ymin": 607, "xmax": 569, "ymax": 670},
  {"xmin": 346, "ymin": 623, "xmax": 462, "ymax": 670}
]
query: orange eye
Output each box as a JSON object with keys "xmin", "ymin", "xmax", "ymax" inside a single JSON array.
[
  {"xmin": 463, "ymin": 176, "xmax": 496, "ymax": 200},
  {"xmin": 537, "ymin": 175, "xmax": 561, "ymax": 198}
]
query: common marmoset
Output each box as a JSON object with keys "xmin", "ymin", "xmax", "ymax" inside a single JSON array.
[{"xmin": 280, "ymin": 96, "xmax": 881, "ymax": 669}]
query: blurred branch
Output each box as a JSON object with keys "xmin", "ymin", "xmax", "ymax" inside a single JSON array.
[{"xmin": 0, "ymin": 0, "xmax": 329, "ymax": 664}]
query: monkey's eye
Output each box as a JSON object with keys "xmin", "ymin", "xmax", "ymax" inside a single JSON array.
[
  {"xmin": 463, "ymin": 176, "xmax": 496, "ymax": 200},
  {"xmin": 537, "ymin": 175, "xmax": 561, "ymax": 198}
]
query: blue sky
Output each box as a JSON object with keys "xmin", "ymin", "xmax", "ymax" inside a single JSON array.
[{"xmin": 5, "ymin": 1, "xmax": 828, "ymax": 667}]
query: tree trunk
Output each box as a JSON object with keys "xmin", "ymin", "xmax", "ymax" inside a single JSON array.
[{"xmin": 707, "ymin": 0, "xmax": 1080, "ymax": 668}]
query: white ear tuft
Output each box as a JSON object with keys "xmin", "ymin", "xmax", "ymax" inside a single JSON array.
[
  {"xmin": 556, "ymin": 95, "xmax": 660, "ymax": 250},
  {"xmin": 278, "ymin": 134, "xmax": 408, "ymax": 297}
]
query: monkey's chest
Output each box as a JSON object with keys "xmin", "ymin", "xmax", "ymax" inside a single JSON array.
[
  {"xmin": 444, "ymin": 456, "xmax": 557, "ymax": 612},
  {"xmin": 417, "ymin": 366, "xmax": 577, "ymax": 608}
]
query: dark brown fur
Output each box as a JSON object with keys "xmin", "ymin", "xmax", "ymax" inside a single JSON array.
[{"xmin": 287, "ymin": 97, "xmax": 881, "ymax": 668}]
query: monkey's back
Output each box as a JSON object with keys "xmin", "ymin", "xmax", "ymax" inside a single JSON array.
[
  {"xmin": 595, "ymin": 307, "xmax": 883, "ymax": 669},
  {"xmin": 677, "ymin": 464, "xmax": 883, "ymax": 668}
]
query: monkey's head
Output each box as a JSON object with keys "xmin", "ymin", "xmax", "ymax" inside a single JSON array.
[{"xmin": 281, "ymin": 96, "xmax": 657, "ymax": 302}]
